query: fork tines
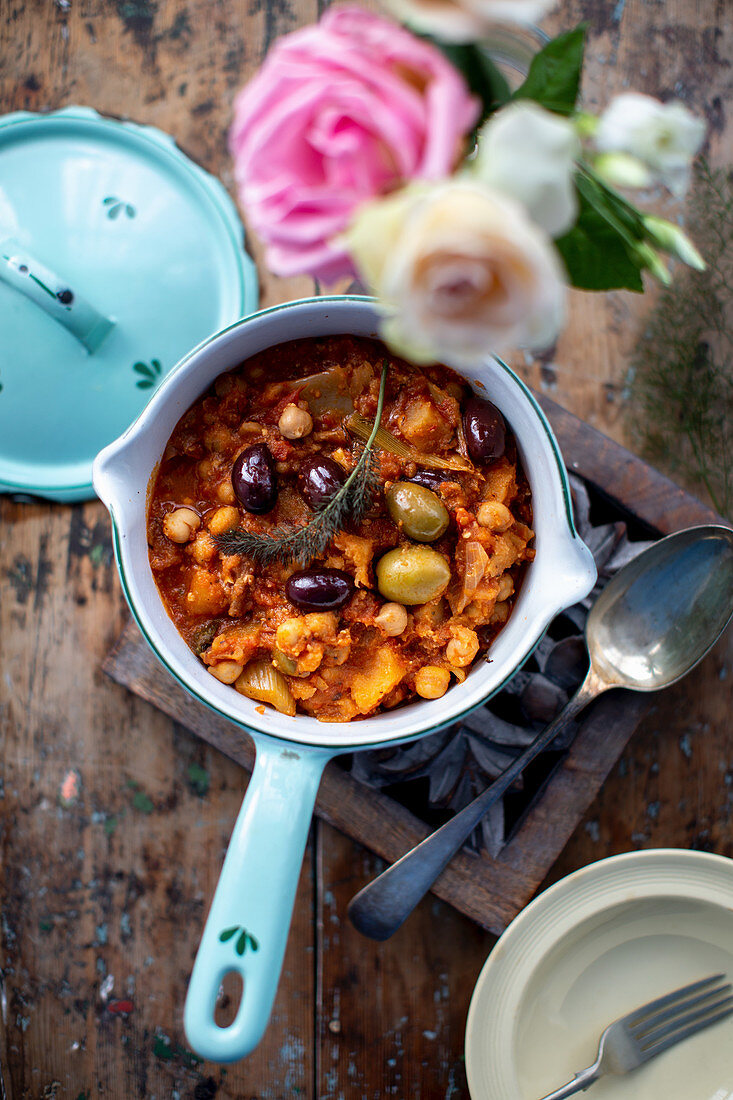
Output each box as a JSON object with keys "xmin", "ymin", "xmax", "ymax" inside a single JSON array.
[{"xmin": 627, "ymin": 974, "xmax": 733, "ymax": 1057}]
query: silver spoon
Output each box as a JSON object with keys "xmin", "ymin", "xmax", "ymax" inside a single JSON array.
[{"xmin": 348, "ymin": 524, "xmax": 733, "ymax": 941}]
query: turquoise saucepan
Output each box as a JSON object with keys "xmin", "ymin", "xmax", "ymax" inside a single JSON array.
[{"xmin": 93, "ymin": 295, "xmax": 596, "ymax": 1062}]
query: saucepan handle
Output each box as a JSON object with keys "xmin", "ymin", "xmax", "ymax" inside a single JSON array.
[{"xmin": 184, "ymin": 735, "xmax": 330, "ymax": 1062}]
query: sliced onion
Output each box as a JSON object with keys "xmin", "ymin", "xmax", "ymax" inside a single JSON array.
[
  {"xmin": 272, "ymin": 648, "xmax": 298, "ymax": 676},
  {"xmin": 347, "ymin": 414, "xmax": 473, "ymax": 472},
  {"xmin": 297, "ymin": 368, "xmax": 355, "ymax": 416},
  {"xmin": 235, "ymin": 659, "xmax": 296, "ymax": 716},
  {"xmin": 452, "ymin": 539, "xmax": 489, "ymax": 614}
]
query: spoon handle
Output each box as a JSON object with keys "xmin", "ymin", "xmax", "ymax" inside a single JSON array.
[{"xmin": 348, "ymin": 670, "xmax": 604, "ymax": 941}]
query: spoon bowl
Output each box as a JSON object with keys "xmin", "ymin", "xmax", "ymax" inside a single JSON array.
[
  {"xmin": 348, "ymin": 524, "xmax": 733, "ymax": 941},
  {"xmin": 589, "ymin": 525, "xmax": 733, "ymax": 691}
]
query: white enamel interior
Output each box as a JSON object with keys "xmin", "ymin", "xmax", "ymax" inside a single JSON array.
[{"xmin": 93, "ymin": 296, "xmax": 596, "ymax": 751}]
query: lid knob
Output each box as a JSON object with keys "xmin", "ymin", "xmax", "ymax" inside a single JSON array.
[{"xmin": 0, "ymin": 238, "xmax": 115, "ymax": 353}]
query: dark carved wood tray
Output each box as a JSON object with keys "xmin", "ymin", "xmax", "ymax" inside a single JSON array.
[{"xmin": 102, "ymin": 392, "xmax": 726, "ymax": 937}]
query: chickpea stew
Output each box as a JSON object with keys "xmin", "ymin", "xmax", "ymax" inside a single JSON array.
[{"xmin": 147, "ymin": 336, "xmax": 535, "ymax": 722}]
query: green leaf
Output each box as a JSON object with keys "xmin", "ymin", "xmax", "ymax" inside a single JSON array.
[
  {"xmin": 512, "ymin": 25, "xmax": 587, "ymax": 115},
  {"xmin": 102, "ymin": 196, "xmax": 116, "ymax": 205},
  {"xmin": 136, "ymin": 380, "xmax": 153, "ymax": 389},
  {"xmin": 133, "ymin": 362, "xmax": 155, "ymax": 377},
  {"xmin": 579, "ymin": 169, "xmax": 647, "ymax": 241},
  {"xmin": 219, "ymin": 926, "xmax": 239, "ymax": 943},
  {"xmin": 150, "ymin": 358, "xmax": 162, "ymax": 373},
  {"xmin": 435, "ymin": 42, "xmax": 512, "ymax": 125},
  {"xmin": 235, "ymin": 930, "xmax": 248, "ymax": 956},
  {"xmin": 247, "ymin": 932, "xmax": 259, "ymax": 952},
  {"xmin": 555, "ymin": 173, "xmax": 645, "ymax": 291}
]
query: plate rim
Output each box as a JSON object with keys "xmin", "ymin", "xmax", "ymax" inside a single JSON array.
[{"xmin": 465, "ymin": 848, "xmax": 733, "ymax": 1099}]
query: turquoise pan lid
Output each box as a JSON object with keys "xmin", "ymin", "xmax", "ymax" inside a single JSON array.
[{"xmin": 0, "ymin": 106, "xmax": 258, "ymax": 502}]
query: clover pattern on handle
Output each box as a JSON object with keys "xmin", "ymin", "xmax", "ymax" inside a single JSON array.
[
  {"xmin": 133, "ymin": 358, "xmax": 163, "ymax": 390},
  {"xmin": 218, "ymin": 925, "xmax": 260, "ymax": 957},
  {"xmin": 103, "ymin": 196, "xmax": 136, "ymax": 220}
]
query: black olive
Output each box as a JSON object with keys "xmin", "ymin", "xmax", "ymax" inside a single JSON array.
[
  {"xmin": 286, "ymin": 567, "xmax": 354, "ymax": 611},
  {"xmin": 231, "ymin": 443, "xmax": 277, "ymax": 514},
  {"xmin": 409, "ymin": 469, "xmax": 446, "ymax": 492},
  {"xmin": 299, "ymin": 456, "xmax": 345, "ymax": 509},
  {"xmin": 463, "ymin": 396, "xmax": 506, "ymax": 463}
]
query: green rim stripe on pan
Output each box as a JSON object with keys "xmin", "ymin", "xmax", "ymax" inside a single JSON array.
[{"xmin": 106, "ymin": 295, "xmax": 576, "ymax": 750}]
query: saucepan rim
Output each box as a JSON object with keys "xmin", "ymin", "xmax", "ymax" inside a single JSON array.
[{"xmin": 93, "ymin": 294, "xmax": 596, "ymax": 752}]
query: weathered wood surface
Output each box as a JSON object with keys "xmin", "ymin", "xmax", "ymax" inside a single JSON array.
[{"xmin": 1, "ymin": 1, "xmax": 732, "ymax": 1098}]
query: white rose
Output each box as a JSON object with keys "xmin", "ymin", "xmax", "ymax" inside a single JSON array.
[
  {"xmin": 346, "ymin": 179, "xmax": 566, "ymax": 365},
  {"xmin": 596, "ymin": 93, "xmax": 705, "ymax": 196},
  {"xmin": 474, "ymin": 101, "xmax": 580, "ymax": 236},
  {"xmin": 381, "ymin": 0, "xmax": 555, "ymax": 44}
]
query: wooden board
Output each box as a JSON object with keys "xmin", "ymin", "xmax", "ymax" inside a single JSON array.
[{"xmin": 102, "ymin": 393, "xmax": 727, "ymax": 937}]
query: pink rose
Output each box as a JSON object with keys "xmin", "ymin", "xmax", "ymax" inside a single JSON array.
[{"xmin": 229, "ymin": 5, "xmax": 479, "ymax": 282}]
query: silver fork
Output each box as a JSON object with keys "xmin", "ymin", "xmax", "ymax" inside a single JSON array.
[{"xmin": 538, "ymin": 974, "xmax": 733, "ymax": 1099}]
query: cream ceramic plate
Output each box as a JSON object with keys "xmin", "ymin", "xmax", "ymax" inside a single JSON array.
[{"xmin": 466, "ymin": 850, "xmax": 733, "ymax": 1100}]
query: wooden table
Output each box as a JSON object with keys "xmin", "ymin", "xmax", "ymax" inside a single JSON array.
[{"xmin": 1, "ymin": 2, "xmax": 731, "ymax": 1096}]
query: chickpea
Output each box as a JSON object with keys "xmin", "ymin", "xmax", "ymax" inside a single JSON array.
[
  {"xmin": 476, "ymin": 500, "xmax": 513, "ymax": 532},
  {"xmin": 445, "ymin": 624, "xmax": 479, "ymax": 667},
  {"xmin": 215, "ymin": 480, "xmax": 236, "ymax": 504},
  {"xmin": 375, "ymin": 602, "xmax": 408, "ymax": 637},
  {"xmin": 497, "ymin": 573, "xmax": 514, "ymax": 602},
  {"xmin": 414, "ymin": 665, "xmax": 451, "ymax": 700},
  {"xmin": 197, "ymin": 457, "xmax": 216, "ymax": 480},
  {"xmin": 304, "ymin": 612, "xmax": 338, "ymax": 639},
  {"xmin": 491, "ymin": 600, "xmax": 510, "ymax": 625},
  {"xmin": 276, "ymin": 618, "xmax": 308, "ymax": 654},
  {"xmin": 278, "ymin": 403, "xmax": 313, "ymax": 440},
  {"xmin": 163, "ymin": 507, "xmax": 200, "ymax": 544},
  {"xmin": 204, "ymin": 424, "xmax": 235, "ymax": 453},
  {"xmin": 190, "ymin": 529, "xmax": 217, "ymax": 565},
  {"xmin": 207, "ymin": 506, "xmax": 239, "ymax": 537},
  {"xmin": 413, "ymin": 600, "xmax": 445, "ymax": 629},
  {"xmin": 209, "ymin": 660, "xmax": 244, "ymax": 684}
]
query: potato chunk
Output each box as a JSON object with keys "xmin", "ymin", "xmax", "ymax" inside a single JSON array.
[
  {"xmin": 186, "ymin": 569, "xmax": 228, "ymax": 615},
  {"xmin": 397, "ymin": 397, "xmax": 453, "ymax": 452},
  {"xmin": 350, "ymin": 646, "xmax": 406, "ymax": 714}
]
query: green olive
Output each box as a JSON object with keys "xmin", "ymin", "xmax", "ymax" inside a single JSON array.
[
  {"xmin": 376, "ymin": 546, "xmax": 451, "ymax": 606},
  {"xmin": 386, "ymin": 481, "xmax": 449, "ymax": 543}
]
